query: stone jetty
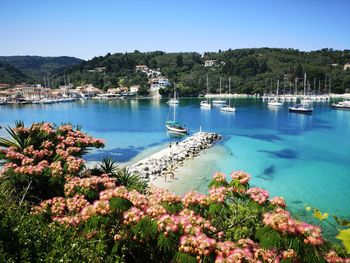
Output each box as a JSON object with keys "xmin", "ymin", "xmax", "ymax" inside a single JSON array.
[{"xmin": 129, "ymin": 132, "xmax": 221, "ymax": 181}]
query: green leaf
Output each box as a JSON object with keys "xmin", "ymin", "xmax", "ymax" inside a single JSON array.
[
  {"xmin": 173, "ymin": 252, "xmax": 197, "ymax": 263},
  {"xmin": 131, "ymin": 216, "xmax": 158, "ymax": 239},
  {"xmin": 109, "ymin": 197, "xmax": 133, "ymax": 213},
  {"xmin": 336, "ymin": 228, "xmax": 350, "ymax": 253},
  {"xmin": 333, "ymin": 216, "xmax": 350, "ymax": 227},
  {"xmin": 313, "ymin": 210, "xmax": 329, "ymax": 221},
  {"xmin": 157, "ymin": 233, "xmax": 176, "ymax": 253}
]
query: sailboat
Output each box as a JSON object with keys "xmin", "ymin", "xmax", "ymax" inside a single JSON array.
[
  {"xmin": 200, "ymin": 75, "xmax": 211, "ymax": 108},
  {"xmin": 268, "ymin": 80, "xmax": 283, "ymax": 106},
  {"xmin": 221, "ymin": 77, "xmax": 235, "ymax": 112},
  {"xmin": 167, "ymin": 84, "xmax": 179, "ymax": 105},
  {"xmin": 212, "ymin": 77, "xmax": 226, "ymax": 105},
  {"xmin": 165, "ymin": 103, "xmax": 188, "ymax": 134},
  {"xmin": 289, "ymin": 73, "xmax": 313, "ymax": 113}
]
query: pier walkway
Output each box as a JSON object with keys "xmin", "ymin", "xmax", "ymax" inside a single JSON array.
[{"xmin": 129, "ymin": 132, "xmax": 221, "ymax": 181}]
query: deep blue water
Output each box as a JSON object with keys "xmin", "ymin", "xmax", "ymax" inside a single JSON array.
[{"xmin": 1, "ymin": 98, "xmax": 349, "ymax": 236}]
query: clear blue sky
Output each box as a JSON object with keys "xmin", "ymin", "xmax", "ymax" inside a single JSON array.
[{"xmin": 0, "ymin": 0, "xmax": 349, "ymax": 60}]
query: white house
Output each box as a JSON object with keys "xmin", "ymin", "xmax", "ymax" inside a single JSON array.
[
  {"xmin": 344, "ymin": 63, "xmax": 350, "ymax": 70},
  {"xmin": 204, "ymin": 60, "xmax": 217, "ymax": 67},
  {"xmin": 150, "ymin": 77, "xmax": 170, "ymax": 92},
  {"xmin": 129, "ymin": 85, "xmax": 140, "ymax": 94}
]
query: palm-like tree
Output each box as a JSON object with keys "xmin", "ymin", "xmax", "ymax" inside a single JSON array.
[
  {"xmin": 115, "ymin": 168, "xmax": 148, "ymax": 193},
  {"xmin": 98, "ymin": 157, "xmax": 119, "ymax": 175},
  {"xmin": 0, "ymin": 121, "xmax": 47, "ymax": 150}
]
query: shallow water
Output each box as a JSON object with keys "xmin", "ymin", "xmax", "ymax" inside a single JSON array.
[{"xmin": 1, "ymin": 98, "xmax": 349, "ymax": 236}]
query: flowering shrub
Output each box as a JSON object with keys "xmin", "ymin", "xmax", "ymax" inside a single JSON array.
[
  {"xmin": 0, "ymin": 122, "xmax": 104, "ymax": 202},
  {"xmin": 30, "ymin": 170, "xmax": 349, "ymax": 262},
  {"xmin": 1, "ymin": 125, "xmax": 349, "ymax": 262}
]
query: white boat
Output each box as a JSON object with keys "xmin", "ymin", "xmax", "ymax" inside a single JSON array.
[
  {"xmin": 167, "ymin": 85, "xmax": 179, "ymax": 105},
  {"xmin": 268, "ymin": 99, "xmax": 283, "ymax": 106},
  {"xmin": 221, "ymin": 77, "xmax": 235, "ymax": 112},
  {"xmin": 200, "ymin": 100, "xmax": 211, "ymax": 108},
  {"xmin": 289, "ymin": 73, "xmax": 313, "ymax": 114},
  {"xmin": 332, "ymin": 100, "xmax": 350, "ymax": 110},
  {"xmin": 165, "ymin": 100, "xmax": 188, "ymax": 134},
  {"xmin": 212, "ymin": 77, "xmax": 226, "ymax": 105},
  {"xmin": 200, "ymin": 75, "xmax": 212, "ymax": 109},
  {"xmin": 289, "ymin": 104, "xmax": 313, "ymax": 113},
  {"xmin": 268, "ymin": 80, "xmax": 283, "ymax": 106}
]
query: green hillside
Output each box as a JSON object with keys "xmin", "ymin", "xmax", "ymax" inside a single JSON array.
[
  {"xmin": 0, "ymin": 56, "xmax": 83, "ymax": 84},
  {"xmin": 59, "ymin": 48, "xmax": 350, "ymax": 95},
  {"xmin": 0, "ymin": 63, "xmax": 29, "ymax": 84}
]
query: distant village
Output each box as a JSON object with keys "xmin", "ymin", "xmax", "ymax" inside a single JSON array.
[{"xmin": 0, "ymin": 63, "xmax": 181, "ymax": 105}]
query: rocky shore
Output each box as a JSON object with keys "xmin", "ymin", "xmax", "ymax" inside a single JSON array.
[{"xmin": 128, "ymin": 132, "xmax": 221, "ymax": 181}]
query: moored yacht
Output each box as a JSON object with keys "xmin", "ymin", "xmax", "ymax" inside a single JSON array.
[
  {"xmin": 200, "ymin": 75, "xmax": 212, "ymax": 109},
  {"xmin": 289, "ymin": 73, "xmax": 313, "ymax": 114},
  {"xmin": 221, "ymin": 77, "xmax": 235, "ymax": 112},
  {"xmin": 168, "ymin": 85, "xmax": 179, "ymax": 105},
  {"xmin": 268, "ymin": 80, "xmax": 283, "ymax": 106},
  {"xmin": 212, "ymin": 77, "xmax": 226, "ymax": 105},
  {"xmin": 332, "ymin": 100, "xmax": 350, "ymax": 110}
]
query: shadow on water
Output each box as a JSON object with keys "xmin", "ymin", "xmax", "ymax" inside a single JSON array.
[
  {"xmin": 256, "ymin": 164, "xmax": 276, "ymax": 181},
  {"xmin": 259, "ymin": 148, "xmax": 298, "ymax": 159},
  {"xmin": 85, "ymin": 146, "xmax": 146, "ymax": 162},
  {"xmin": 234, "ymin": 133, "xmax": 282, "ymax": 142}
]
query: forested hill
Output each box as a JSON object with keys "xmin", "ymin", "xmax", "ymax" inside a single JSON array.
[
  {"xmin": 0, "ymin": 56, "xmax": 83, "ymax": 83},
  {"xmin": 0, "ymin": 63, "xmax": 29, "ymax": 84},
  {"xmin": 60, "ymin": 48, "xmax": 350, "ymax": 95}
]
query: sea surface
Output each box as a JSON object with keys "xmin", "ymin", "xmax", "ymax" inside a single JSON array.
[{"xmin": 1, "ymin": 98, "xmax": 349, "ymax": 237}]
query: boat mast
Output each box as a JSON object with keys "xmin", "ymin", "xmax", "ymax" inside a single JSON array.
[
  {"xmin": 219, "ymin": 77, "xmax": 222, "ymax": 95},
  {"xmin": 276, "ymin": 79, "xmax": 279, "ymax": 97},
  {"xmin": 206, "ymin": 74, "xmax": 209, "ymax": 102},
  {"xmin": 294, "ymin": 78, "xmax": 298, "ymax": 95},
  {"xmin": 303, "ymin": 73, "xmax": 307, "ymax": 100},
  {"xmin": 228, "ymin": 77, "xmax": 231, "ymax": 106}
]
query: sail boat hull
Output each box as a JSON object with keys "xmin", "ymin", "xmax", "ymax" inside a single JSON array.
[
  {"xmin": 221, "ymin": 105, "xmax": 235, "ymax": 112},
  {"xmin": 200, "ymin": 101, "xmax": 211, "ymax": 108},
  {"xmin": 165, "ymin": 124, "xmax": 188, "ymax": 134}
]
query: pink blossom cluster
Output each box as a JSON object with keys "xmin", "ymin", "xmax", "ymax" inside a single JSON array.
[
  {"xmin": 65, "ymin": 156, "xmax": 85, "ymax": 173},
  {"xmin": 269, "ymin": 196, "xmax": 286, "ymax": 208},
  {"xmin": 148, "ymin": 187, "xmax": 181, "ymax": 205},
  {"xmin": 1, "ymin": 122, "xmax": 105, "ymax": 180},
  {"xmin": 263, "ymin": 208, "xmax": 324, "ymax": 246},
  {"xmin": 215, "ymin": 239, "xmax": 299, "ymax": 263},
  {"xmin": 324, "ymin": 250, "xmax": 350, "ymax": 263},
  {"xmin": 179, "ymin": 233, "xmax": 216, "ymax": 258},
  {"xmin": 50, "ymin": 161, "xmax": 63, "ymax": 177},
  {"xmin": 99, "ymin": 186, "xmax": 129, "ymax": 200},
  {"xmin": 209, "ymin": 186, "xmax": 228, "ymax": 203},
  {"xmin": 80, "ymin": 200, "xmax": 111, "ymax": 221},
  {"xmin": 123, "ymin": 207, "xmax": 145, "ymax": 225},
  {"xmin": 246, "ymin": 187, "xmax": 269, "ymax": 204},
  {"xmin": 212, "ymin": 172, "xmax": 227, "ymax": 183},
  {"xmin": 64, "ymin": 174, "xmax": 116, "ymax": 196},
  {"xmin": 182, "ymin": 191, "xmax": 209, "ymax": 207},
  {"xmin": 178, "ymin": 209, "xmax": 216, "ymax": 235},
  {"xmin": 230, "ymin": 171, "xmax": 251, "ymax": 185},
  {"xmin": 33, "ymin": 195, "xmax": 89, "ymax": 217},
  {"xmin": 157, "ymin": 214, "xmax": 180, "ymax": 234}
]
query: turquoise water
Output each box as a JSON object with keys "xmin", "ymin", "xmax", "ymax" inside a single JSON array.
[{"xmin": 1, "ymin": 98, "xmax": 349, "ymax": 235}]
